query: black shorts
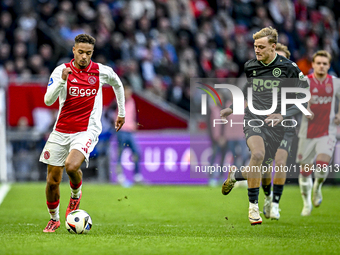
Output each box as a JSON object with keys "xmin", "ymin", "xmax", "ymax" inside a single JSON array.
[
  {"xmin": 244, "ymin": 123, "xmax": 284, "ymax": 166},
  {"xmin": 278, "ymin": 127, "xmax": 296, "ymax": 154}
]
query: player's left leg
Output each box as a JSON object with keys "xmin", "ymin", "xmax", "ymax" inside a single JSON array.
[
  {"xmin": 270, "ymin": 148, "xmax": 288, "ymax": 220},
  {"xmin": 313, "ymin": 154, "xmax": 331, "ymax": 207},
  {"xmin": 65, "ymin": 149, "xmax": 85, "ymax": 218},
  {"xmin": 261, "ymin": 165, "xmax": 272, "ymax": 219}
]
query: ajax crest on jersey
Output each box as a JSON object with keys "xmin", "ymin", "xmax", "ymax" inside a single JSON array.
[{"xmin": 65, "ymin": 209, "xmax": 92, "ymax": 234}]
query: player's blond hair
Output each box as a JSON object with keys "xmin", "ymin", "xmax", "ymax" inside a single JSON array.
[
  {"xmin": 253, "ymin": 26, "xmax": 278, "ymax": 44},
  {"xmin": 312, "ymin": 50, "xmax": 332, "ymax": 63},
  {"xmin": 276, "ymin": 43, "xmax": 291, "ymax": 59}
]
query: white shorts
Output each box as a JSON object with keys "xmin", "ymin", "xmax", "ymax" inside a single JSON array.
[
  {"xmin": 39, "ymin": 130, "xmax": 98, "ymax": 168},
  {"xmin": 296, "ymin": 136, "xmax": 336, "ymax": 164}
]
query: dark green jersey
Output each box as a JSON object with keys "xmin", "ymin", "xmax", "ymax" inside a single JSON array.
[{"xmin": 244, "ymin": 54, "xmax": 309, "ymax": 122}]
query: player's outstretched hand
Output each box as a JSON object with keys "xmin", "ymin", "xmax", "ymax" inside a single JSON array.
[
  {"xmin": 334, "ymin": 113, "xmax": 340, "ymax": 125},
  {"xmin": 220, "ymin": 108, "xmax": 233, "ymax": 119},
  {"xmin": 265, "ymin": 113, "xmax": 283, "ymax": 127},
  {"xmin": 62, "ymin": 67, "xmax": 72, "ymax": 81},
  {"xmin": 306, "ymin": 108, "xmax": 314, "ymax": 121},
  {"xmin": 115, "ymin": 116, "xmax": 125, "ymax": 132}
]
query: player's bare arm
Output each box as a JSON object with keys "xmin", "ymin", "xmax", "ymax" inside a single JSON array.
[
  {"xmin": 334, "ymin": 102, "xmax": 340, "ymax": 125},
  {"xmin": 115, "ymin": 116, "xmax": 125, "ymax": 132},
  {"xmin": 306, "ymin": 101, "xmax": 314, "ymax": 120},
  {"xmin": 220, "ymin": 108, "xmax": 233, "ymax": 119},
  {"xmin": 62, "ymin": 67, "xmax": 72, "ymax": 81}
]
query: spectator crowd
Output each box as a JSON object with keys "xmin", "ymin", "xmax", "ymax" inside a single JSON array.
[{"xmin": 2, "ymin": 0, "xmax": 340, "ymax": 112}]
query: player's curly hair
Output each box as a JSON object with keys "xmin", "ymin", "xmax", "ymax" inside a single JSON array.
[
  {"xmin": 74, "ymin": 34, "xmax": 96, "ymax": 45},
  {"xmin": 312, "ymin": 50, "xmax": 332, "ymax": 63},
  {"xmin": 253, "ymin": 26, "xmax": 278, "ymax": 44},
  {"xmin": 276, "ymin": 43, "xmax": 291, "ymax": 59}
]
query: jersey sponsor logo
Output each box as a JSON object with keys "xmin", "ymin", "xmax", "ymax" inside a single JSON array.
[
  {"xmin": 48, "ymin": 78, "xmax": 53, "ymax": 86},
  {"xmin": 311, "ymin": 95, "xmax": 332, "ymax": 105},
  {"xmin": 69, "ymin": 87, "xmax": 97, "ymax": 97},
  {"xmin": 44, "ymin": 151, "xmax": 50, "ymax": 159},
  {"xmin": 253, "ymin": 78, "xmax": 281, "ymax": 92},
  {"xmin": 272, "ymin": 68, "xmax": 281, "ymax": 77},
  {"xmin": 88, "ymin": 76, "xmax": 97, "ymax": 85},
  {"xmin": 71, "ymin": 78, "xmax": 78, "ymax": 83}
]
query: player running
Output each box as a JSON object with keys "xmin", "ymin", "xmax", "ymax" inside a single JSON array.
[
  {"xmin": 297, "ymin": 50, "xmax": 340, "ymax": 216},
  {"xmin": 40, "ymin": 34, "xmax": 125, "ymax": 232},
  {"xmin": 220, "ymin": 27, "xmax": 310, "ymax": 225},
  {"xmin": 262, "ymin": 43, "xmax": 295, "ymax": 220}
]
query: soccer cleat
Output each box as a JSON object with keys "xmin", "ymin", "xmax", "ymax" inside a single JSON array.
[
  {"xmin": 65, "ymin": 191, "xmax": 82, "ymax": 218},
  {"xmin": 248, "ymin": 203, "xmax": 262, "ymax": 225},
  {"xmin": 43, "ymin": 219, "xmax": 60, "ymax": 232},
  {"xmin": 301, "ymin": 201, "xmax": 312, "ymax": 216},
  {"xmin": 270, "ymin": 202, "xmax": 280, "ymax": 220},
  {"xmin": 312, "ymin": 181, "xmax": 322, "ymax": 207},
  {"xmin": 221, "ymin": 165, "xmax": 237, "ymax": 195},
  {"xmin": 263, "ymin": 193, "xmax": 272, "ymax": 219}
]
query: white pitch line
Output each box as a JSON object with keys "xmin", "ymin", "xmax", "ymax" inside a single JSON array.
[{"xmin": 0, "ymin": 183, "xmax": 11, "ymax": 206}]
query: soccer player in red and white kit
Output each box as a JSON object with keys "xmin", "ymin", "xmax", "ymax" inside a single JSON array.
[
  {"xmin": 297, "ymin": 50, "xmax": 340, "ymax": 216},
  {"xmin": 39, "ymin": 34, "xmax": 125, "ymax": 232}
]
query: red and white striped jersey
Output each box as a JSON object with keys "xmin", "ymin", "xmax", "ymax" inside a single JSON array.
[
  {"xmin": 298, "ymin": 74, "xmax": 340, "ymax": 139},
  {"xmin": 44, "ymin": 59, "xmax": 125, "ymax": 136}
]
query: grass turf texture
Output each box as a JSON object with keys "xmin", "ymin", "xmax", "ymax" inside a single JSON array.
[{"xmin": 0, "ymin": 183, "xmax": 339, "ymax": 255}]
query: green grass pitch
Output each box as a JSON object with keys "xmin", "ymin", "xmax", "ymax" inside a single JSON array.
[{"xmin": 0, "ymin": 183, "xmax": 339, "ymax": 255}]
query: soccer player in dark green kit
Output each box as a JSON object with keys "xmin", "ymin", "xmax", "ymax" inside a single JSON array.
[{"xmin": 220, "ymin": 27, "xmax": 309, "ymax": 225}]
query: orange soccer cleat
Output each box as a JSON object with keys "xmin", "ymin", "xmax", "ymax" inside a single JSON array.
[
  {"xmin": 65, "ymin": 192, "xmax": 82, "ymax": 218},
  {"xmin": 43, "ymin": 219, "xmax": 60, "ymax": 232}
]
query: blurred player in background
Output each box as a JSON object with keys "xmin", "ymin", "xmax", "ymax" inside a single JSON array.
[
  {"xmin": 116, "ymin": 85, "xmax": 142, "ymax": 187},
  {"xmin": 297, "ymin": 50, "xmax": 340, "ymax": 216},
  {"xmin": 39, "ymin": 34, "xmax": 125, "ymax": 232},
  {"xmin": 220, "ymin": 27, "xmax": 309, "ymax": 225},
  {"xmin": 261, "ymin": 43, "xmax": 294, "ymax": 220}
]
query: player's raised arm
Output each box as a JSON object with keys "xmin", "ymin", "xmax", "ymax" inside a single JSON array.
[{"xmin": 44, "ymin": 65, "xmax": 70, "ymax": 106}]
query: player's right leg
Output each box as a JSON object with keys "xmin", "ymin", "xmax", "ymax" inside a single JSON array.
[
  {"xmin": 40, "ymin": 138, "xmax": 69, "ymax": 232},
  {"xmin": 44, "ymin": 165, "xmax": 63, "ymax": 232}
]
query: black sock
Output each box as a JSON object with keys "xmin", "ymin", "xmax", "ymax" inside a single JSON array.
[
  {"xmin": 248, "ymin": 187, "xmax": 259, "ymax": 204},
  {"xmin": 273, "ymin": 184, "xmax": 284, "ymax": 203},
  {"xmin": 235, "ymin": 169, "xmax": 246, "ymax": 181},
  {"xmin": 262, "ymin": 184, "xmax": 272, "ymax": 196}
]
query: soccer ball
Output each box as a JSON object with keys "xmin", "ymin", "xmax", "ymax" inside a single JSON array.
[{"xmin": 65, "ymin": 209, "xmax": 92, "ymax": 234}]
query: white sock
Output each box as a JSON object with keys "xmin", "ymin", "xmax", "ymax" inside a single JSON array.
[
  {"xmin": 315, "ymin": 165, "xmax": 329, "ymax": 184},
  {"xmin": 48, "ymin": 205, "xmax": 60, "ymax": 221},
  {"xmin": 299, "ymin": 173, "xmax": 312, "ymax": 206},
  {"xmin": 71, "ymin": 185, "xmax": 82, "ymax": 199},
  {"xmin": 249, "ymin": 202, "xmax": 259, "ymax": 209}
]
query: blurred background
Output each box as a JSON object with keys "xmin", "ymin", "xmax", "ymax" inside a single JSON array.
[{"xmin": 1, "ymin": 0, "xmax": 340, "ymax": 185}]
